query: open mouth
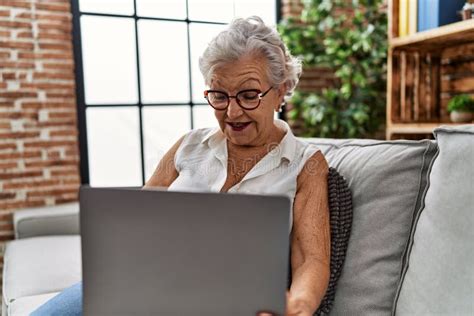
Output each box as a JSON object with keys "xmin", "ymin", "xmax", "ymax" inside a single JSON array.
[{"xmin": 227, "ymin": 122, "xmax": 251, "ymax": 132}]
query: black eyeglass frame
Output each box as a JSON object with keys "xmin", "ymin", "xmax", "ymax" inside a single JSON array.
[{"xmin": 204, "ymin": 86, "xmax": 273, "ymax": 110}]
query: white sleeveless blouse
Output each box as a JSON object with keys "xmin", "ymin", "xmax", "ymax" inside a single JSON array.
[{"xmin": 168, "ymin": 119, "xmax": 320, "ymax": 228}]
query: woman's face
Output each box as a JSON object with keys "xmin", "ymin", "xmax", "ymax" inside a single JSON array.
[{"xmin": 209, "ymin": 55, "xmax": 284, "ymax": 147}]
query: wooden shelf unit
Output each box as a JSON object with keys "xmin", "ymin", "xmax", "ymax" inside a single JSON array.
[
  {"xmin": 390, "ymin": 19, "xmax": 474, "ymax": 51},
  {"xmin": 386, "ymin": 0, "xmax": 474, "ymax": 140},
  {"xmin": 389, "ymin": 122, "xmax": 462, "ymax": 134}
]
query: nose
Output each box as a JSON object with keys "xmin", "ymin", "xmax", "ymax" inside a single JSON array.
[{"xmin": 226, "ymin": 97, "xmax": 243, "ymax": 119}]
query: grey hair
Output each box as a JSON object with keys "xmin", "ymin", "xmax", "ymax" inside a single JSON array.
[{"xmin": 199, "ymin": 16, "xmax": 302, "ymax": 101}]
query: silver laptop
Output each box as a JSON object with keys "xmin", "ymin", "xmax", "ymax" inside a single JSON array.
[{"xmin": 79, "ymin": 186, "xmax": 291, "ymax": 315}]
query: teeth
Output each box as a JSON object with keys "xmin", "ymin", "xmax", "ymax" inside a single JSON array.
[{"xmin": 231, "ymin": 122, "xmax": 246, "ymax": 127}]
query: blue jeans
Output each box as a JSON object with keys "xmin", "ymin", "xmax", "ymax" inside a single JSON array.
[{"xmin": 30, "ymin": 281, "xmax": 83, "ymax": 316}]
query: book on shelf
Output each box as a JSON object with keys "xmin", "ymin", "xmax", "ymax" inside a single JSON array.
[
  {"xmin": 399, "ymin": 0, "xmax": 418, "ymax": 36},
  {"xmin": 399, "ymin": 0, "xmax": 409, "ymax": 36},
  {"xmin": 408, "ymin": 0, "xmax": 417, "ymax": 35},
  {"xmin": 417, "ymin": 0, "xmax": 465, "ymax": 32}
]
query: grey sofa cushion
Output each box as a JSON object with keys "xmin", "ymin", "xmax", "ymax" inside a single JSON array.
[
  {"xmin": 14, "ymin": 202, "xmax": 79, "ymax": 239},
  {"xmin": 394, "ymin": 125, "xmax": 474, "ymax": 315},
  {"xmin": 3, "ymin": 236, "xmax": 81, "ymax": 308},
  {"xmin": 305, "ymin": 138, "xmax": 438, "ymax": 315}
]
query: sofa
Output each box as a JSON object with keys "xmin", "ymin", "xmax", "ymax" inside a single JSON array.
[{"xmin": 3, "ymin": 125, "xmax": 473, "ymax": 315}]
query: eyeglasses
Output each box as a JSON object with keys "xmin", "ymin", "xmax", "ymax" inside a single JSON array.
[{"xmin": 204, "ymin": 87, "xmax": 273, "ymax": 110}]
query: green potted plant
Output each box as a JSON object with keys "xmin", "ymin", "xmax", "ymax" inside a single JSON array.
[{"xmin": 447, "ymin": 94, "xmax": 474, "ymax": 123}]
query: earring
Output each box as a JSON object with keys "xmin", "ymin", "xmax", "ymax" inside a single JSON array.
[{"xmin": 277, "ymin": 102, "xmax": 285, "ymax": 112}]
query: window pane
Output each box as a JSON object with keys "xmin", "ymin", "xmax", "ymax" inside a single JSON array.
[
  {"xmin": 193, "ymin": 105, "xmax": 218, "ymax": 129},
  {"xmin": 188, "ymin": 0, "xmax": 234, "ymax": 23},
  {"xmin": 138, "ymin": 20, "xmax": 189, "ymax": 104},
  {"xmin": 189, "ymin": 23, "xmax": 226, "ymax": 103},
  {"xmin": 81, "ymin": 16, "xmax": 138, "ymax": 104},
  {"xmin": 142, "ymin": 106, "xmax": 191, "ymax": 182},
  {"xmin": 234, "ymin": 0, "xmax": 276, "ymax": 25},
  {"xmin": 86, "ymin": 107, "xmax": 142, "ymax": 187},
  {"xmin": 136, "ymin": 0, "xmax": 186, "ymax": 19},
  {"xmin": 79, "ymin": 0, "xmax": 134, "ymax": 16}
]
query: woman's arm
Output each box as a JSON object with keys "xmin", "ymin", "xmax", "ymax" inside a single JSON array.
[
  {"xmin": 143, "ymin": 135, "xmax": 185, "ymax": 189},
  {"xmin": 287, "ymin": 151, "xmax": 330, "ymax": 315}
]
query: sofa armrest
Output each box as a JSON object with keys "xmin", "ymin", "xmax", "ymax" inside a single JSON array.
[{"xmin": 14, "ymin": 202, "xmax": 80, "ymax": 239}]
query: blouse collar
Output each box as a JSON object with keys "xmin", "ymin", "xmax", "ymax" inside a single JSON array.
[{"xmin": 201, "ymin": 119, "xmax": 297, "ymax": 164}]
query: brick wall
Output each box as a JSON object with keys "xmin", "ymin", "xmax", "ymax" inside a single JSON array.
[{"xmin": 0, "ymin": 0, "xmax": 80, "ymax": 285}]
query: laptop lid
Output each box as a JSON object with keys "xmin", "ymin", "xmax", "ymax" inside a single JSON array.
[{"xmin": 80, "ymin": 186, "xmax": 291, "ymax": 315}]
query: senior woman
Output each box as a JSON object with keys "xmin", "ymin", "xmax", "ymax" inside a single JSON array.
[
  {"xmin": 31, "ymin": 16, "xmax": 330, "ymax": 316},
  {"xmin": 146, "ymin": 16, "xmax": 330, "ymax": 315}
]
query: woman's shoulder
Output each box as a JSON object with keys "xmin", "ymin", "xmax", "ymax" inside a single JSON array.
[
  {"xmin": 304, "ymin": 150, "xmax": 328, "ymax": 170},
  {"xmin": 296, "ymin": 150, "xmax": 328, "ymax": 191},
  {"xmin": 291, "ymin": 137, "xmax": 324, "ymax": 163},
  {"xmin": 296, "ymin": 141, "xmax": 328, "ymax": 175}
]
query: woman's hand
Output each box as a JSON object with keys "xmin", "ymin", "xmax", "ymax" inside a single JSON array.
[
  {"xmin": 285, "ymin": 291, "xmax": 314, "ymax": 316},
  {"xmin": 256, "ymin": 292, "xmax": 314, "ymax": 316}
]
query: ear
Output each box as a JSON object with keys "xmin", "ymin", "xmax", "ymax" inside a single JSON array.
[
  {"xmin": 277, "ymin": 83, "xmax": 286, "ymax": 98},
  {"xmin": 279, "ymin": 82, "xmax": 289, "ymax": 100},
  {"xmin": 275, "ymin": 83, "xmax": 287, "ymax": 110}
]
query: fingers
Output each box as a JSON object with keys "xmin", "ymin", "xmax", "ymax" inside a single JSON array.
[{"xmin": 256, "ymin": 292, "xmax": 291, "ymax": 316}]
